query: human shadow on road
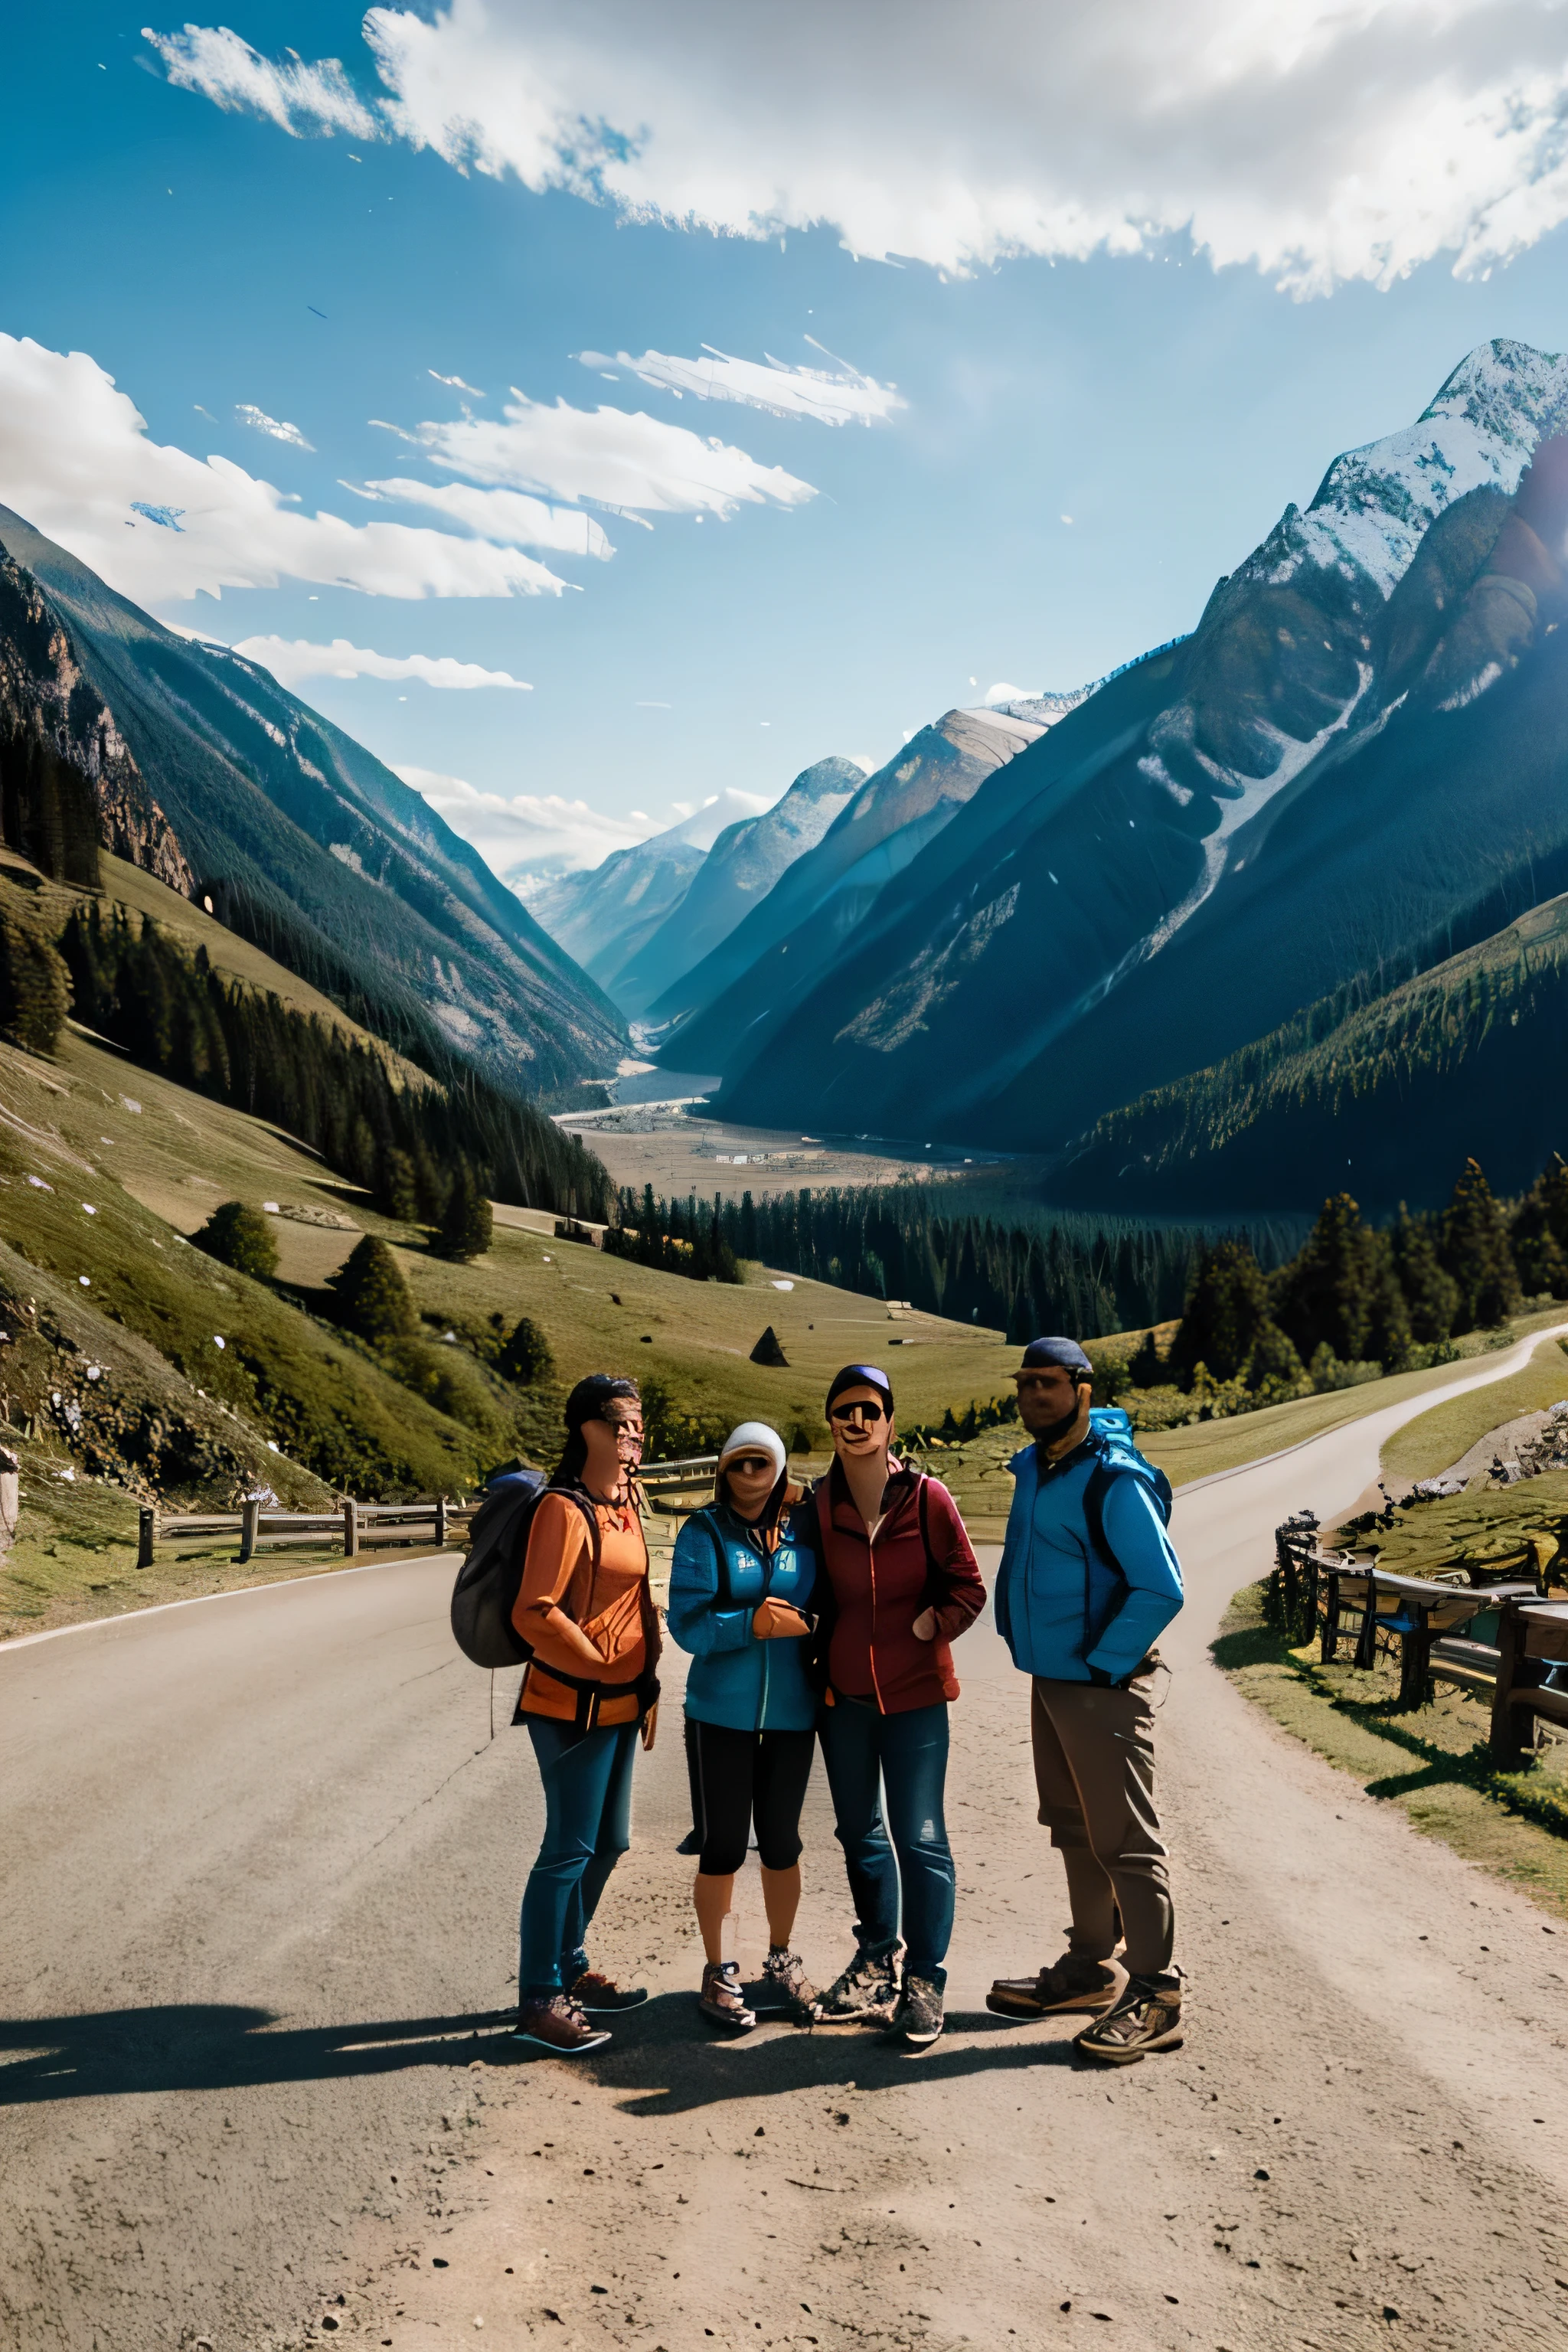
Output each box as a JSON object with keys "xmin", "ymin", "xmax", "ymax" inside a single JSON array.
[
  {"xmin": 0, "ymin": 2004, "xmax": 513, "ymax": 2105},
  {"xmin": 477, "ymin": 1993, "xmax": 1083, "ymax": 2115}
]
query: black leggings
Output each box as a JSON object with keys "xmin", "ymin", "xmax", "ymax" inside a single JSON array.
[{"xmin": 688, "ymin": 1719, "xmax": 816, "ymax": 1877}]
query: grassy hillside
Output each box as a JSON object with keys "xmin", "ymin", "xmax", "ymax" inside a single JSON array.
[{"xmin": 1059, "ymin": 887, "xmax": 1568, "ymax": 1214}]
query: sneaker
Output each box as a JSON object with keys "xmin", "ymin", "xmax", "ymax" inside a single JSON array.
[
  {"xmin": 567, "ymin": 1969, "xmax": 649, "ymax": 2013},
  {"xmin": 886, "ymin": 1971, "xmax": 944, "ymax": 2049},
  {"xmin": 1073, "ymin": 1969, "xmax": 1184, "ymax": 2065},
  {"xmin": 751, "ymin": 1945, "xmax": 815, "ymax": 2020},
  {"xmin": 987, "ymin": 1952, "xmax": 1126, "ymax": 2020},
  {"xmin": 698, "ymin": 1959, "xmax": 756, "ymax": 2032},
  {"xmin": 509, "ymin": 1994, "xmax": 610, "ymax": 2055},
  {"xmin": 811, "ymin": 1942, "xmax": 903, "ymax": 2027}
]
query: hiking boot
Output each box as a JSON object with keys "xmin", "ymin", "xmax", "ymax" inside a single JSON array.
[
  {"xmin": 698, "ymin": 1959, "xmax": 756, "ymax": 2032},
  {"xmin": 568, "ymin": 1969, "xmax": 649, "ymax": 2013},
  {"xmin": 812, "ymin": 1942, "xmax": 903, "ymax": 2026},
  {"xmin": 886, "ymin": 1971, "xmax": 944, "ymax": 2049},
  {"xmin": 509, "ymin": 1994, "xmax": 610, "ymax": 2055},
  {"xmin": 987, "ymin": 1952, "xmax": 1126, "ymax": 2020},
  {"xmin": 1073, "ymin": 1969, "xmax": 1184, "ymax": 2065},
  {"xmin": 751, "ymin": 1945, "xmax": 815, "ymax": 2021}
]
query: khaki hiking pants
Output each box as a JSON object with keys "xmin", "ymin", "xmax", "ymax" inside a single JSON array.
[{"xmin": 1030, "ymin": 1671, "xmax": 1174, "ymax": 1978}]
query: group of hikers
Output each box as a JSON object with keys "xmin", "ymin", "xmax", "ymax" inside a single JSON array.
[{"xmin": 499, "ymin": 1341, "xmax": 1186, "ymax": 2064}]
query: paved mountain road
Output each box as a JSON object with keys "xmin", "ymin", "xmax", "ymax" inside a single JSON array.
[{"xmin": 5, "ymin": 1335, "xmax": 1568, "ymax": 2352}]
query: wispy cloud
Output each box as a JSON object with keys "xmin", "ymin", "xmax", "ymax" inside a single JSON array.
[
  {"xmin": 0, "ymin": 333, "xmax": 571, "ymax": 602},
  {"xmin": 144, "ymin": 22, "xmax": 378, "ymax": 139},
  {"xmin": 580, "ymin": 344, "xmax": 903, "ymax": 427},
  {"xmin": 235, "ymin": 402, "xmax": 314, "ymax": 450},
  {"xmin": 146, "ymin": 2, "xmax": 1568, "ymax": 295},
  {"xmin": 397, "ymin": 389, "xmax": 817, "ymax": 519},
  {"xmin": 232, "ymin": 636, "xmax": 531, "ymax": 691},
  {"xmin": 362, "ymin": 475, "xmax": 615, "ymax": 557},
  {"xmin": 395, "ymin": 766, "xmax": 661, "ymax": 878},
  {"xmin": 429, "ymin": 369, "xmax": 485, "ymax": 395}
]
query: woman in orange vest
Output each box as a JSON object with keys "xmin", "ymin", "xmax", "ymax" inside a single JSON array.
[{"xmin": 510, "ymin": 1374, "xmax": 661, "ymax": 2056}]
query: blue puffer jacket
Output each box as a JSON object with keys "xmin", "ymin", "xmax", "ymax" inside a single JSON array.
[
  {"xmin": 667, "ymin": 1497, "xmax": 819, "ymax": 1732},
  {"xmin": 994, "ymin": 1414, "xmax": 1183, "ymax": 1685}
]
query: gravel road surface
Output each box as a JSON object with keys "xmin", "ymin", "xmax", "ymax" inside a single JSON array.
[{"xmin": 5, "ymin": 1333, "xmax": 1568, "ymax": 2352}]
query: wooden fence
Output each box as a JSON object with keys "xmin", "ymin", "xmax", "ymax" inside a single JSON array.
[{"xmin": 139, "ymin": 1496, "xmax": 475, "ymax": 1567}]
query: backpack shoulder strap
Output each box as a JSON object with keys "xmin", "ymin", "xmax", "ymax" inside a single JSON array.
[{"xmin": 1083, "ymin": 1449, "xmax": 1171, "ymax": 1582}]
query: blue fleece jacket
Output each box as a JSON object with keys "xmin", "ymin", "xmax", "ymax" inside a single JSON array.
[
  {"xmin": 993, "ymin": 1431, "xmax": 1183, "ymax": 1684},
  {"xmin": 667, "ymin": 1499, "xmax": 818, "ymax": 1732}
]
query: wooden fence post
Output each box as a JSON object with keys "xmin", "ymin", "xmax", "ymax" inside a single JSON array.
[
  {"xmin": 138, "ymin": 1506, "xmax": 158, "ymax": 1570},
  {"xmin": 1490, "ymin": 1601, "xmax": 1527, "ymax": 1765},
  {"xmin": 240, "ymin": 1498, "xmax": 260, "ymax": 1563},
  {"xmin": 342, "ymin": 1498, "xmax": 359, "ymax": 1559},
  {"xmin": 436, "ymin": 1495, "xmax": 448, "ymax": 1546}
]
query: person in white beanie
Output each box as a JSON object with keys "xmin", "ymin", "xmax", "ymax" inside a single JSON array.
[{"xmin": 667, "ymin": 1421, "xmax": 822, "ymax": 2030}]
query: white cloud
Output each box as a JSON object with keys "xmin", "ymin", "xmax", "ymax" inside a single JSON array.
[
  {"xmin": 578, "ymin": 343, "xmax": 903, "ymax": 427},
  {"xmin": 363, "ymin": 475, "xmax": 614, "ymax": 557},
  {"xmin": 0, "ymin": 334, "xmax": 571, "ymax": 603},
  {"xmin": 396, "ymin": 765, "xmax": 660, "ymax": 876},
  {"xmin": 395, "ymin": 388, "xmax": 816, "ymax": 518},
  {"xmin": 232, "ymin": 635, "xmax": 531, "ymax": 690},
  {"xmin": 143, "ymin": 22, "xmax": 379, "ymax": 138},
  {"xmin": 235, "ymin": 402, "xmax": 314, "ymax": 450},
  {"xmin": 147, "ymin": 1, "xmax": 1568, "ymax": 295},
  {"xmin": 429, "ymin": 369, "xmax": 485, "ymax": 394}
]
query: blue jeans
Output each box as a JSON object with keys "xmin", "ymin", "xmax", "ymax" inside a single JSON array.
[
  {"xmin": 518, "ymin": 1718, "xmax": 639, "ymax": 1999},
  {"xmin": 818, "ymin": 1697, "xmax": 955, "ymax": 1987}
]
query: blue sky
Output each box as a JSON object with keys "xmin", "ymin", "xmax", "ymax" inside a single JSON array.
[{"xmin": 6, "ymin": 2, "xmax": 1568, "ymax": 886}]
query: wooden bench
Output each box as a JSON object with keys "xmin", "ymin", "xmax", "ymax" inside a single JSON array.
[
  {"xmin": 1318, "ymin": 1556, "xmax": 1537, "ymax": 1709},
  {"xmin": 1489, "ymin": 1598, "xmax": 1568, "ymax": 1762}
]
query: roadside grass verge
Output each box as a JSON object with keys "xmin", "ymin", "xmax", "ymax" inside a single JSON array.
[
  {"xmin": 1214, "ymin": 1579, "xmax": 1568, "ymax": 1921},
  {"xmin": 1380, "ymin": 1335, "xmax": 1568, "ymax": 1488}
]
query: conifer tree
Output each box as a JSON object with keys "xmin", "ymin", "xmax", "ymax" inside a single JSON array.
[
  {"xmin": 1441, "ymin": 1158, "xmax": 1522, "ymax": 1331},
  {"xmin": 1169, "ymin": 1240, "xmax": 1271, "ymax": 1382},
  {"xmin": 1511, "ymin": 1153, "xmax": 1568, "ymax": 1298},
  {"xmin": 329, "ymin": 1235, "xmax": 416, "ymax": 1341},
  {"xmin": 194, "ymin": 1199, "xmax": 279, "ymax": 1282},
  {"xmin": 498, "ymin": 1315, "xmax": 555, "ymax": 1386},
  {"xmin": 0, "ymin": 894, "xmax": 70, "ymax": 1055},
  {"xmin": 438, "ymin": 1161, "xmax": 493, "ymax": 1261},
  {"xmin": 1273, "ymin": 1193, "xmax": 1410, "ymax": 1368},
  {"xmin": 378, "ymin": 1145, "xmax": 420, "ymax": 1224},
  {"xmin": 1390, "ymin": 1204, "xmax": 1459, "ymax": 1342}
]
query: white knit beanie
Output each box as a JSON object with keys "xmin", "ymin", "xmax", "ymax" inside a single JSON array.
[{"xmin": 717, "ymin": 1421, "xmax": 787, "ymax": 1480}]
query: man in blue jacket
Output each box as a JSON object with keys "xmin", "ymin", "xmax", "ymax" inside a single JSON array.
[{"xmin": 987, "ymin": 1337, "xmax": 1186, "ymax": 2063}]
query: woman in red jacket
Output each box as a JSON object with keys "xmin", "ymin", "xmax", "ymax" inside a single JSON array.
[{"xmin": 810, "ymin": 1364, "xmax": 985, "ymax": 2048}]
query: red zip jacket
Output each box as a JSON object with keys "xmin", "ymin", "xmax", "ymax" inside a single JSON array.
[{"xmin": 815, "ymin": 1458, "xmax": 986, "ymax": 1712}]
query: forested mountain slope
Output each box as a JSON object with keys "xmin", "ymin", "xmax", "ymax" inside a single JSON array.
[
  {"xmin": 714, "ymin": 341, "xmax": 1568, "ymax": 1158},
  {"xmin": 1057, "ymin": 885, "xmax": 1568, "ymax": 1213},
  {"xmin": 0, "ymin": 505, "xmax": 625, "ymax": 1093}
]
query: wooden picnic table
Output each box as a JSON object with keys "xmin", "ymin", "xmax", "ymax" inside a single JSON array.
[
  {"xmin": 1316, "ymin": 1553, "xmax": 1537, "ymax": 1708},
  {"xmin": 1490, "ymin": 1598, "xmax": 1568, "ymax": 1762}
]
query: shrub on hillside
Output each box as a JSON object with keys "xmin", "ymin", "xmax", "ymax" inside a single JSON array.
[
  {"xmin": 329, "ymin": 1235, "xmax": 416, "ymax": 1342},
  {"xmin": 498, "ymin": 1314, "xmax": 554, "ymax": 1386},
  {"xmin": 194, "ymin": 1200, "xmax": 279, "ymax": 1282},
  {"xmin": 0, "ymin": 893, "xmax": 70, "ymax": 1056},
  {"xmin": 437, "ymin": 1162, "xmax": 492, "ymax": 1261}
]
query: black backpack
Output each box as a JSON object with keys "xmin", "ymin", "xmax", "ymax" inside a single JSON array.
[{"xmin": 450, "ymin": 1469, "xmax": 599, "ymax": 1669}]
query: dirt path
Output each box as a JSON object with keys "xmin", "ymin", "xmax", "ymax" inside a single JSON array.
[{"xmin": 4, "ymin": 1334, "xmax": 1568, "ymax": 2350}]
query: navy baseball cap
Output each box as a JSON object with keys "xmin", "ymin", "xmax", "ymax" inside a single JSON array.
[
  {"xmin": 825, "ymin": 1362, "xmax": 894, "ymax": 1413},
  {"xmin": 1015, "ymin": 1337, "xmax": 1093, "ymax": 1379}
]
